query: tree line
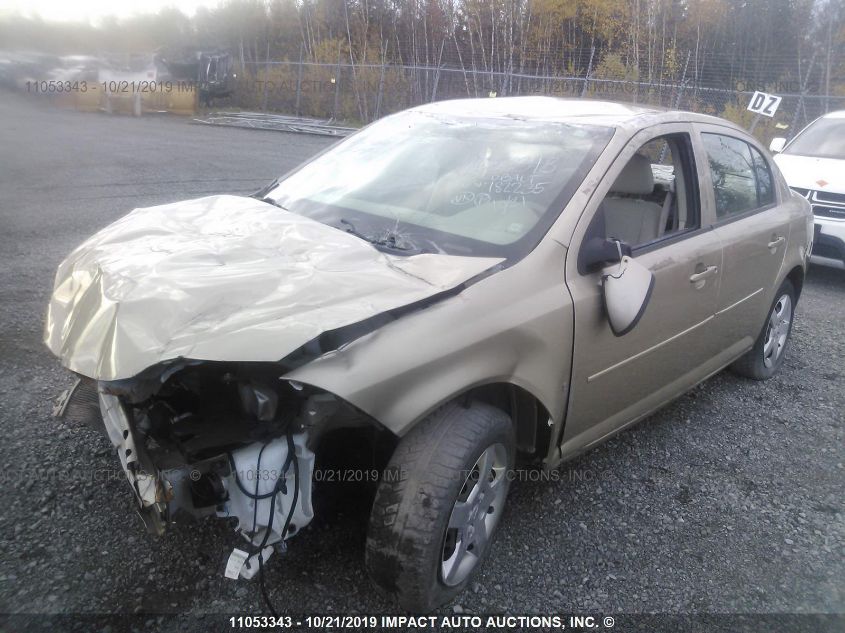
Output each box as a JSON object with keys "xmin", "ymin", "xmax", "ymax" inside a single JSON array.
[
  {"xmin": 1, "ymin": 0, "xmax": 843, "ymax": 124},
  {"xmin": 2, "ymin": 1, "xmax": 842, "ymax": 90}
]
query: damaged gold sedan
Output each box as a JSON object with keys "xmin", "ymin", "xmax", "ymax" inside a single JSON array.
[{"xmin": 45, "ymin": 97, "xmax": 811, "ymax": 611}]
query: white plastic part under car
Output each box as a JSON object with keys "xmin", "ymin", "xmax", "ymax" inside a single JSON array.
[
  {"xmin": 98, "ymin": 385, "xmax": 315, "ymax": 579},
  {"xmin": 220, "ymin": 434, "xmax": 315, "ymax": 579}
]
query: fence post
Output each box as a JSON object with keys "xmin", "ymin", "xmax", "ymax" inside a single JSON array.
[
  {"xmin": 748, "ymin": 113, "xmax": 762, "ymax": 135},
  {"xmin": 431, "ymin": 63, "xmax": 442, "ymax": 102},
  {"xmin": 333, "ymin": 44, "xmax": 342, "ymax": 121},
  {"xmin": 295, "ymin": 43, "xmax": 303, "ymax": 116},
  {"xmin": 788, "ymin": 52, "xmax": 816, "ymax": 140},
  {"xmin": 375, "ymin": 62, "xmax": 386, "ymax": 120},
  {"xmin": 788, "ymin": 92, "xmax": 805, "ymax": 141},
  {"xmin": 674, "ymin": 51, "xmax": 691, "ymax": 109},
  {"xmin": 581, "ymin": 47, "xmax": 594, "ymax": 98},
  {"xmin": 262, "ymin": 41, "xmax": 270, "ymax": 112}
]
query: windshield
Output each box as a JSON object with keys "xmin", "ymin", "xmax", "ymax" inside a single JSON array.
[
  {"xmin": 784, "ymin": 116, "xmax": 845, "ymax": 159},
  {"xmin": 263, "ymin": 109, "xmax": 613, "ymax": 258}
]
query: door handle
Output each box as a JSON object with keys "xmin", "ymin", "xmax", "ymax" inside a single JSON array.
[
  {"xmin": 689, "ymin": 265, "xmax": 718, "ymax": 283},
  {"xmin": 767, "ymin": 236, "xmax": 785, "ymax": 249}
]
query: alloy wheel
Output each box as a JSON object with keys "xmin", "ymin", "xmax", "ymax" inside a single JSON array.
[
  {"xmin": 441, "ymin": 442, "xmax": 509, "ymax": 586},
  {"xmin": 763, "ymin": 293, "xmax": 792, "ymax": 368}
]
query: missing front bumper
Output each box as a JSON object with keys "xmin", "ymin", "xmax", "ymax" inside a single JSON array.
[{"xmin": 76, "ymin": 385, "xmax": 315, "ymax": 570}]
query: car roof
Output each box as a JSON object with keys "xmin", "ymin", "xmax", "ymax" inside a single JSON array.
[
  {"xmin": 409, "ymin": 96, "xmax": 741, "ymax": 132},
  {"xmin": 821, "ymin": 110, "xmax": 845, "ymax": 119}
]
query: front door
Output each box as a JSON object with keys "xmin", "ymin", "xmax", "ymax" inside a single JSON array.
[{"xmin": 561, "ymin": 125, "xmax": 724, "ymax": 456}]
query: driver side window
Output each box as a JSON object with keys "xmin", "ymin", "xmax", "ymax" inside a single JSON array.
[{"xmin": 597, "ymin": 134, "xmax": 700, "ymax": 249}]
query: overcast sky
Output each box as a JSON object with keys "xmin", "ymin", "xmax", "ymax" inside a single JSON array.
[{"xmin": 0, "ymin": 0, "xmax": 218, "ymax": 22}]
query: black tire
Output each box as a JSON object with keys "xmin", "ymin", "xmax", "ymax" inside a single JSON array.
[
  {"xmin": 731, "ymin": 279, "xmax": 796, "ymax": 380},
  {"xmin": 365, "ymin": 401, "xmax": 514, "ymax": 612}
]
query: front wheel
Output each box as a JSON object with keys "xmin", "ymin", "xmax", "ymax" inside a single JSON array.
[
  {"xmin": 731, "ymin": 279, "xmax": 796, "ymax": 380},
  {"xmin": 365, "ymin": 401, "xmax": 514, "ymax": 611}
]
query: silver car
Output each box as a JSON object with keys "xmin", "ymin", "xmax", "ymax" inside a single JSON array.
[{"xmin": 46, "ymin": 97, "xmax": 812, "ymax": 611}]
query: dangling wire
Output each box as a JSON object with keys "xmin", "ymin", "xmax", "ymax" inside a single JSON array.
[{"xmin": 239, "ymin": 433, "xmax": 299, "ymax": 617}]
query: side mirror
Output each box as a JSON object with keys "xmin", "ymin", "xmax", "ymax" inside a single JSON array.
[
  {"xmin": 579, "ymin": 237, "xmax": 633, "ymax": 274},
  {"xmin": 602, "ymin": 256, "xmax": 655, "ymax": 336},
  {"xmin": 769, "ymin": 137, "xmax": 786, "ymax": 153}
]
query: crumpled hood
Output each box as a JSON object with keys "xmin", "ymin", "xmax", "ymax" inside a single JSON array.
[
  {"xmin": 773, "ymin": 153, "xmax": 845, "ymax": 194},
  {"xmin": 45, "ymin": 195, "xmax": 502, "ymax": 381}
]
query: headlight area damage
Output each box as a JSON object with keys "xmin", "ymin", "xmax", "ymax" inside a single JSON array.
[
  {"xmin": 45, "ymin": 194, "xmax": 505, "ymax": 581},
  {"xmin": 60, "ymin": 363, "xmax": 384, "ymax": 579}
]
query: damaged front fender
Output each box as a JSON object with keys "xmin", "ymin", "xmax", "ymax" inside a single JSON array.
[{"xmin": 283, "ymin": 236, "xmax": 574, "ymax": 442}]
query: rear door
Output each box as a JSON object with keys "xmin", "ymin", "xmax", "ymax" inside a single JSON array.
[
  {"xmin": 561, "ymin": 124, "xmax": 725, "ymax": 455},
  {"xmin": 695, "ymin": 126, "xmax": 790, "ymax": 349}
]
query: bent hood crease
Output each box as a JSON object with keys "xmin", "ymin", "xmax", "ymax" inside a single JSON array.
[{"xmin": 45, "ymin": 195, "xmax": 503, "ymax": 381}]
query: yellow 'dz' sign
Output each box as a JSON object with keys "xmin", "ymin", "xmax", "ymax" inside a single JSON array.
[{"xmin": 747, "ymin": 91, "xmax": 782, "ymax": 117}]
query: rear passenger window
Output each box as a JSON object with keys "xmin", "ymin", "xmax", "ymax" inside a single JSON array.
[{"xmin": 702, "ymin": 133, "xmax": 775, "ymax": 219}]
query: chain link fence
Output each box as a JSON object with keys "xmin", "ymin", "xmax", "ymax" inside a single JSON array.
[{"xmin": 229, "ymin": 60, "xmax": 845, "ymax": 143}]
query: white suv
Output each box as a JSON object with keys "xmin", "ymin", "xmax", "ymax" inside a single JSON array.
[{"xmin": 771, "ymin": 110, "xmax": 845, "ymax": 269}]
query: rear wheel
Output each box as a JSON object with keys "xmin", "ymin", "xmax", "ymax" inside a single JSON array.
[
  {"xmin": 731, "ymin": 279, "xmax": 796, "ymax": 380},
  {"xmin": 365, "ymin": 401, "xmax": 514, "ymax": 611}
]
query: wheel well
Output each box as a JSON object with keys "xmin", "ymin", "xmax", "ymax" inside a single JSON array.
[
  {"xmin": 465, "ymin": 383, "xmax": 552, "ymax": 463},
  {"xmin": 786, "ymin": 265, "xmax": 804, "ymax": 300},
  {"xmin": 305, "ymin": 383, "xmax": 553, "ymax": 472}
]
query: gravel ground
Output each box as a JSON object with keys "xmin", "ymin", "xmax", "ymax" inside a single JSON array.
[{"xmin": 0, "ymin": 92, "xmax": 842, "ymax": 631}]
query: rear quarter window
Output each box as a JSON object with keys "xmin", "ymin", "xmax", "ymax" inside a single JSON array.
[{"xmin": 750, "ymin": 145, "xmax": 775, "ymax": 207}]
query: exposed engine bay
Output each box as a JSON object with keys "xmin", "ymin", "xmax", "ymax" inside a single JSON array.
[{"xmin": 59, "ymin": 362, "xmax": 386, "ymax": 580}]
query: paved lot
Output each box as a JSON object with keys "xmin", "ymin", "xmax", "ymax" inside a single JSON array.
[{"xmin": 0, "ymin": 93, "xmax": 842, "ymax": 630}]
